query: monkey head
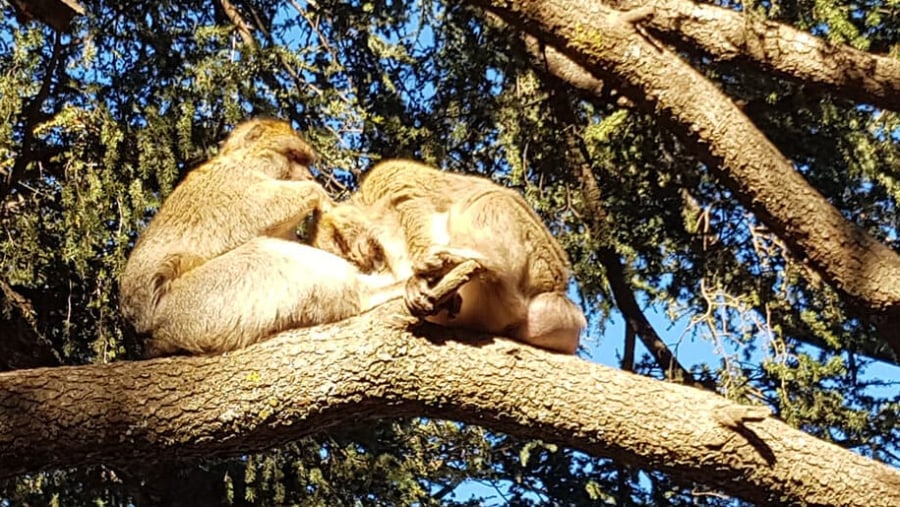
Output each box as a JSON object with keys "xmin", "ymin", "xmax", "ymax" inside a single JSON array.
[
  {"xmin": 311, "ymin": 205, "xmax": 388, "ymax": 274},
  {"xmin": 221, "ymin": 118, "xmax": 317, "ymax": 181}
]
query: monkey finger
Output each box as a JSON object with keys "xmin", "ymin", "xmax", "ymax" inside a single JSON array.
[
  {"xmin": 414, "ymin": 251, "xmax": 463, "ymax": 279},
  {"xmin": 404, "ymin": 276, "xmax": 440, "ymax": 316}
]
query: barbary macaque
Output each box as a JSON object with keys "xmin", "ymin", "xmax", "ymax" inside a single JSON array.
[
  {"xmin": 312, "ymin": 159, "xmax": 586, "ymax": 354},
  {"xmin": 119, "ymin": 118, "xmax": 402, "ymax": 357}
]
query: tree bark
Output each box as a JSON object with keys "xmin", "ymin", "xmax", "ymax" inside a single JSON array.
[
  {"xmin": 520, "ymin": 29, "xmax": 900, "ymax": 365},
  {"xmin": 0, "ymin": 302, "xmax": 898, "ymax": 506},
  {"xmin": 609, "ymin": 0, "xmax": 900, "ymax": 112},
  {"xmin": 470, "ymin": 0, "xmax": 900, "ymax": 359}
]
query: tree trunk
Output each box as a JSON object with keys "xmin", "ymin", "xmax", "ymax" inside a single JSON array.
[
  {"xmin": 470, "ymin": 0, "xmax": 900, "ymax": 359},
  {"xmin": 1, "ymin": 302, "xmax": 898, "ymax": 506}
]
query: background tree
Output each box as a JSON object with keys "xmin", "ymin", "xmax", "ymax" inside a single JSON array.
[{"xmin": 0, "ymin": 0, "xmax": 898, "ymax": 505}]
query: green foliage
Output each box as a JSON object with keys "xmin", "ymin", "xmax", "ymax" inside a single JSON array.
[{"xmin": 0, "ymin": 0, "xmax": 898, "ymax": 504}]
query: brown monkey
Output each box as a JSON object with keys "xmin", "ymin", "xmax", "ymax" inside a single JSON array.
[
  {"xmin": 311, "ymin": 160, "xmax": 586, "ymax": 354},
  {"xmin": 120, "ymin": 119, "xmax": 403, "ymax": 357}
]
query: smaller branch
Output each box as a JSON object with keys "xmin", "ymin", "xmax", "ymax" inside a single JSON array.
[
  {"xmin": 622, "ymin": 325, "xmax": 635, "ymax": 372},
  {"xmin": 599, "ymin": 247, "xmax": 704, "ymax": 387},
  {"xmin": 617, "ymin": 5, "xmax": 653, "ymax": 25},
  {"xmin": 0, "ymin": 281, "xmax": 60, "ymax": 371},
  {"xmin": 713, "ymin": 404, "xmax": 771, "ymax": 430},
  {"xmin": 534, "ymin": 68, "xmax": 702, "ymax": 387},
  {"xmin": 217, "ymin": 0, "xmax": 257, "ymax": 49},
  {"xmin": 518, "ymin": 31, "xmax": 635, "ymax": 108},
  {"xmin": 522, "ymin": 34, "xmax": 606, "ymax": 97},
  {"xmin": 1, "ymin": 32, "xmax": 63, "ymax": 201}
]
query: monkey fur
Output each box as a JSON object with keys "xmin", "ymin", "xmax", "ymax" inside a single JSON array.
[
  {"xmin": 120, "ymin": 119, "xmax": 402, "ymax": 357},
  {"xmin": 311, "ymin": 160, "xmax": 586, "ymax": 354}
]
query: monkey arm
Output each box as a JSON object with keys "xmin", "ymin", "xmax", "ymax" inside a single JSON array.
[
  {"xmin": 246, "ymin": 179, "xmax": 334, "ymax": 238},
  {"xmin": 356, "ymin": 159, "xmax": 459, "ymax": 207},
  {"xmin": 395, "ymin": 199, "xmax": 450, "ymax": 263}
]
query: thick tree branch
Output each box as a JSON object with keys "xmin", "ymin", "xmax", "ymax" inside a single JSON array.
[
  {"xmin": 0, "ymin": 302, "xmax": 898, "ymax": 506},
  {"xmin": 609, "ymin": 0, "xmax": 900, "ymax": 112},
  {"xmin": 471, "ymin": 0, "xmax": 900, "ymax": 359},
  {"xmin": 519, "ymin": 30, "xmax": 900, "ymax": 365}
]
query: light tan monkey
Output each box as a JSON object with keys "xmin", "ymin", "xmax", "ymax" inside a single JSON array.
[
  {"xmin": 120, "ymin": 119, "xmax": 402, "ymax": 357},
  {"xmin": 312, "ymin": 160, "xmax": 586, "ymax": 354}
]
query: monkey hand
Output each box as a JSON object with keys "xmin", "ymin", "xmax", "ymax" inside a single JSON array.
[
  {"xmin": 405, "ymin": 275, "xmax": 463, "ymax": 318},
  {"xmin": 405, "ymin": 249, "xmax": 484, "ymax": 318},
  {"xmin": 317, "ymin": 192, "xmax": 336, "ymax": 213}
]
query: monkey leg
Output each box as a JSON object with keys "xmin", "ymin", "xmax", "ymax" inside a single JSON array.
[
  {"xmin": 147, "ymin": 237, "xmax": 365, "ymax": 357},
  {"xmin": 439, "ymin": 192, "xmax": 580, "ymax": 346},
  {"xmin": 448, "ymin": 189, "xmax": 571, "ymax": 293},
  {"xmin": 357, "ymin": 271, "xmax": 407, "ymax": 311}
]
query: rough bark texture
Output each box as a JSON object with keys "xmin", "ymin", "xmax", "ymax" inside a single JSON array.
[
  {"xmin": 472, "ymin": 0, "xmax": 900, "ymax": 359},
  {"xmin": 0, "ymin": 302, "xmax": 898, "ymax": 506},
  {"xmin": 610, "ymin": 0, "xmax": 900, "ymax": 112}
]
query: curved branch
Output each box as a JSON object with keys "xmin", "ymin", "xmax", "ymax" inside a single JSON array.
[
  {"xmin": 597, "ymin": 246, "xmax": 704, "ymax": 384},
  {"xmin": 0, "ymin": 281, "xmax": 60, "ymax": 371},
  {"xmin": 472, "ymin": 0, "xmax": 900, "ymax": 359},
  {"xmin": 519, "ymin": 29, "xmax": 900, "ymax": 365},
  {"xmin": 611, "ymin": 0, "xmax": 900, "ymax": 112},
  {"xmin": 1, "ymin": 32, "xmax": 63, "ymax": 201},
  {"xmin": 217, "ymin": 0, "xmax": 257, "ymax": 49},
  {"xmin": 0, "ymin": 302, "xmax": 898, "ymax": 506}
]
